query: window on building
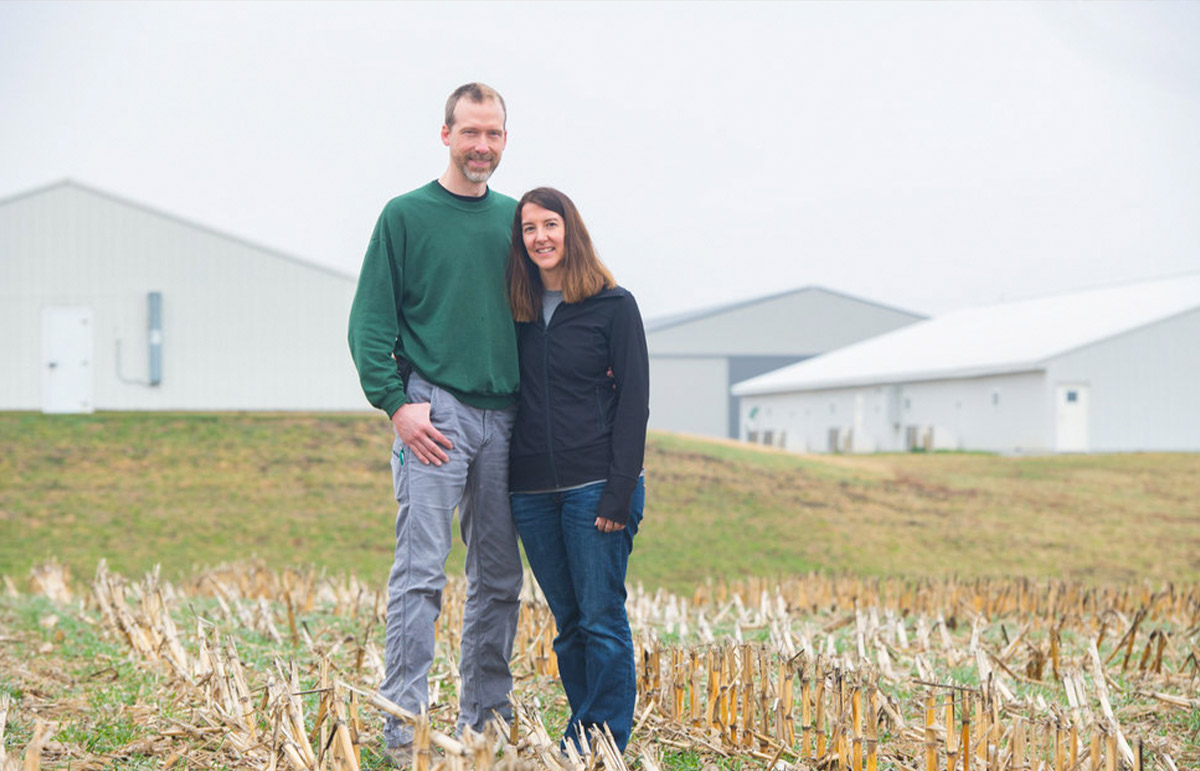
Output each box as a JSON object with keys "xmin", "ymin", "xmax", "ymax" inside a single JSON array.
[
  {"xmin": 992, "ymin": 390, "xmax": 1000, "ymax": 406},
  {"xmin": 1066, "ymin": 390, "xmax": 1078, "ymax": 403},
  {"xmin": 762, "ymin": 430, "xmax": 774, "ymax": 446}
]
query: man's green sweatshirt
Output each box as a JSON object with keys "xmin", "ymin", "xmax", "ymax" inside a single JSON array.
[{"xmin": 348, "ymin": 181, "xmax": 519, "ymax": 417}]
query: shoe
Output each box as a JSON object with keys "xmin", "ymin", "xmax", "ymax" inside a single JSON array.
[{"xmin": 383, "ymin": 744, "xmax": 413, "ymax": 768}]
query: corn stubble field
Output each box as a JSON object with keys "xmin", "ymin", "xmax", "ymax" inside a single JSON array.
[
  {"xmin": 1, "ymin": 414, "xmax": 1199, "ymax": 769},
  {"xmin": 2, "ymin": 560, "xmax": 1198, "ymax": 770}
]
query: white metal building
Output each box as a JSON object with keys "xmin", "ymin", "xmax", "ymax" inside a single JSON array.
[
  {"xmin": 646, "ymin": 287, "xmax": 924, "ymax": 439},
  {"xmin": 0, "ymin": 180, "xmax": 369, "ymax": 412},
  {"xmin": 733, "ymin": 274, "xmax": 1200, "ymax": 454}
]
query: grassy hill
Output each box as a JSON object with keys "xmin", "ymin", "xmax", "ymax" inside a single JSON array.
[
  {"xmin": 2, "ymin": 412, "xmax": 1198, "ymax": 591},
  {"xmin": 3, "ymin": 413, "xmax": 1200, "ymax": 769}
]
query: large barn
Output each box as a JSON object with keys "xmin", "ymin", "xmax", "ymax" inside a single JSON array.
[
  {"xmin": 0, "ymin": 180, "xmax": 368, "ymax": 412},
  {"xmin": 732, "ymin": 274, "xmax": 1200, "ymax": 454},
  {"xmin": 646, "ymin": 287, "xmax": 924, "ymax": 439}
]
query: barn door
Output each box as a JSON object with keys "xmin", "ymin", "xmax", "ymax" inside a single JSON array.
[
  {"xmin": 1054, "ymin": 384, "xmax": 1089, "ymax": 452},
  {"xmin": 41, "ymin": 306, "xmax": 94, "ymax": 414}
]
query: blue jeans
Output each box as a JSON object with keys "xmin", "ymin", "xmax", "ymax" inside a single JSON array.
[{"xmin": 510, "ymin": 477, "xmax": 645, "ymax": 753}]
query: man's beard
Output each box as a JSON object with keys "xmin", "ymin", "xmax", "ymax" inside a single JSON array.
[{"xmin": 460, "ymin": 152, "xmax": 499, "ymax": 183}]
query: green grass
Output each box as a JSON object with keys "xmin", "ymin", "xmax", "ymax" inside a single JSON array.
[
  {"xmin": 1, "ymin": 594, "xmax": 166, "ymax": 764},
  {"xmin": 4, "ymin": 412, "xmax": 1197, "ymax": 769},
  {"xmin": 639, "ymin": 436, "xmax": 1200, "ymax": 590},
  {"xmin": 2, "ymin": 412, "xmax": 1200, "ymax": 594}
]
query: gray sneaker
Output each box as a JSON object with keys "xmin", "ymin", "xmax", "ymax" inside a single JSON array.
[{"xmin": 383, "ymin": 744, "xmax": 413, "ymax": 768}]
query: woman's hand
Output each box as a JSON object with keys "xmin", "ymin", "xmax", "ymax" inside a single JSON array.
[{"xmin": 594, "ymin": 517, "xmax": 625, "ymax": 533}]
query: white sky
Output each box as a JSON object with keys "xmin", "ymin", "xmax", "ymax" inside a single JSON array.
[{"xmin": 2, "ymin": 1, "xmax": 1198, "ymax": 319}]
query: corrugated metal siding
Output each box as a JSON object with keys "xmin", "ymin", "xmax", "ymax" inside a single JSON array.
[
  {"xmin": 740, "ymin": 308, "xmax": 1200, "ymax": 454},
  {"xmin": 647, "ymin": 288, "xmax": 923, "ymax": 356},
  {"xmin": 1, "ymin": 183, "xmax": 370, "ymax": 411},
  {"xmin": 643, "ymin": 288, "xmax": 922, "ymax": 439},
  {"xmin": 740, "ymin": 371, "xmax": 1049, "ymax": 454},
  {"xmin": 1046, "ymin": 308, "xmax": 1200, "ymax": 452},
  {"xmin": 648, "ymin": 357, "xmax": 729, "ymax": 438}
]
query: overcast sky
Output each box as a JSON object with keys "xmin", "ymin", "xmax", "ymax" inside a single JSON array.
[{"xmin": 2, "ymin": 1, "xmax": 1198, "ymax": 320}]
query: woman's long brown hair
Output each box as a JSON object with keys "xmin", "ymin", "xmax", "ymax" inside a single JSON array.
[{"xmin": 506, "ymin": 187, "xmax": 616, "ymax": 323}]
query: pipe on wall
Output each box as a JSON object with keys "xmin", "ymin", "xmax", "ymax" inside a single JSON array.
[{"xmin": 148, "ymin": 291, "xmax": 162, "ymax": 386}]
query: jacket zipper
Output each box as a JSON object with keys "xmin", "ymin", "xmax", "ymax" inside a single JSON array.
[{"xmin": 541, "ymin": 319, "xmax": 559, "ymax": 488}]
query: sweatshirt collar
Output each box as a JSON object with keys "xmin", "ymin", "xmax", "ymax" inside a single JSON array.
[{"xmin": 435, "ymin": 180, "xmax": 490, "ymax": 203}]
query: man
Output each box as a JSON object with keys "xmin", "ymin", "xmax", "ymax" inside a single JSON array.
[{"xmin": 348, "ymin": 82, "xmax": 522, "ymax": 766}]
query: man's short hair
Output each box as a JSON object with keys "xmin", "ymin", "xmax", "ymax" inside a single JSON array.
[{"xmin": 444, "ymin": 82, "xmax": 507, "ymax": 128}]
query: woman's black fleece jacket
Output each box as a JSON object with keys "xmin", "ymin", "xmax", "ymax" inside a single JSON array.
[{"xmin": 509, "ymin": 286, "xmax": 650, "ymax": 525}]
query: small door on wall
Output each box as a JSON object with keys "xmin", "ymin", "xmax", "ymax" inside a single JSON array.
[
  {"xmin": 1054, "ymin": 383, "xmax": 1089, "ymax": 452},
  {"xmin": 41, "ymin": 306, "xmax": 94, "ymax": 414}
]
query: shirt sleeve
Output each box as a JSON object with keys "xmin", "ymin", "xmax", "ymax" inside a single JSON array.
[
  {"xmin": 597, "ymin": 292, "xmax": 650, "ymax": 525},
  {"xmin": 347, "ymin": 208, "xmax": 408, "ymax": 418}
]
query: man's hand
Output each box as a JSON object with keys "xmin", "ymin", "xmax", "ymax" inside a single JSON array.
[
  {"xmin": 594, "ymin": 517, "xmax": 625, "ymax": 533},
  {"xmin": 392, "ymin": 402, "xmax": 452, "ymax": 466}
]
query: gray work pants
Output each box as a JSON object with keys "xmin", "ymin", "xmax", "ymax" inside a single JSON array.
[{"xmin": 382, "ymin": 373, "xmax": 523, "ymax": 747}]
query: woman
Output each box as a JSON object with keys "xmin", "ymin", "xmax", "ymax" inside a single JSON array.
[{"xmin": 506, "ymin": 187, "xmax": 649, "ymax": 754}]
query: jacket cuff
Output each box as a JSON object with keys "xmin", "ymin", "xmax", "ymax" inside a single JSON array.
[{"xmin": 597, "ymin": 475, "xmax": 637, "ymax": 525}]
